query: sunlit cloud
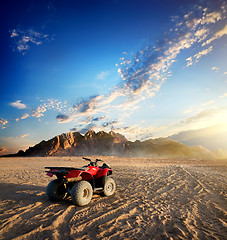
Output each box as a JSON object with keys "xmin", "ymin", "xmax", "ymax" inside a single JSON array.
[
  {"xmin": 202, "ymin": 24, "xmax": 227, "ymax": 46},
  {"xmin": 201, "ymin": 11, "xmax": 222, "ymax": 24},
  {"xmin": 194, "ymin": 46, "xmax": 213, "ymax": 61},
  {"xmin": 41, "ymin": 99, "xmax": 66, "ymax": 111},
  {"xmin": 15, "ymin": 113, "xmax": 30, "ymax": 122},
  {"xmin": 211, "ymin": 66, "xmax": 219, "ymax": 72},
  {"xmin": 186, "ymin": 56, "xmax": 193, "ymax": 67},
  {"xmin": 219, "ymin": 92, "xmax": 227, "ymax": 98},
  {"xmin": 0, "ymin": 147, "xmax": 7, "ymax": 153},
  {"xmin": 194, "ymin": 28, "xmax": 209, "ymax": 42},
  {"xmin": 0, "ymin": 118, "xmax": 8, "ymax": 129},
  {"xmin": 10, "ymin": 28, "xmax": 53, "ymax": 54},
  {"xmin": 21, "ymin": 113, "xmax": 30, "ymax": 120},
  {"xmin": 186, "ymin": 46, "xmax": 213, "ymax": 67},
  {"xmin": 32, "ymin": 106, "xmax": 47, "ymax": 118},
  {"xmin": 32, "ymin": 99, "xmax": 66, "ymax": 119},
  {"xmin": 10, "ymin": 100, "xmax": 27, "ymax": 109},
  {"xmin": 184, "ymin": 5, "xmax": 224, "ymax": 29},
  {"xmin": 20, "ymin": 134, "xmax": 29, "ymax": 138}
]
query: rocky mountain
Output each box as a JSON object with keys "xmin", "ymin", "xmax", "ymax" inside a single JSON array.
[{"xmin": 3, "ymin": 130, "xmax": 215, "ymax": 159}]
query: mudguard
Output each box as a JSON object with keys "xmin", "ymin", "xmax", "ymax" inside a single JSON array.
[{"xmin": 95, "ymin": 168, "xmax": 112, "ymax": 179}]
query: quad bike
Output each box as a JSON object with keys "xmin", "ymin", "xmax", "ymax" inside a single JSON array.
[{"xmin": 45, "ymin": 157, "xmax": 115, "ymax": 206}]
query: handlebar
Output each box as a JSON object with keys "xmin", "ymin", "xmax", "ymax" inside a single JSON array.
[
  {"xmin": 96, "ymin": 158, "xmax": 103, "ymax": 162},
  {"xmin": 82, "ymin": 157, "xmax": 103, "ymax": 162},
  {"xmin": 82, "ymin": 157, "xmax": 103, "ymax": 166}
]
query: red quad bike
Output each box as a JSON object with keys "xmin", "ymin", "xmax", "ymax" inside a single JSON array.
[{"xmin": 45, "ymin": 157, "xmax": 116, "ymax": 206}]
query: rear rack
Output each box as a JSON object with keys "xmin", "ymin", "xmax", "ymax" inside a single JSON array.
[{"xmin": 45, "ymin": 167, "xmax": 85, "ymax": 171}]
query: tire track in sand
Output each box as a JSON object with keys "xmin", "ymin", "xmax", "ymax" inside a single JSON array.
[
  {"xmin": 0, "ymin": 159, "xmax": 226, "ymax": 240},
  {"xmin": 178, "ymin": 166, "xmax": 227, "ymax": 239}
]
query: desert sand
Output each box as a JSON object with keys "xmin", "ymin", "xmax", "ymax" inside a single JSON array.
[{"xmin": 0, "ymin": 156, "xmax": 226, "ymax": 240}]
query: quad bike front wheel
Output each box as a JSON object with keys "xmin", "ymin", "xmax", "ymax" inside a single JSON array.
[
  {"xmin": 46, "ymin": 179, "xmax": 67, "ymax": 202},
  {"xmin": 71, "ymin": 181, "xmax": 93, "ymax": 206},
  {"xmin": 103, "ymin": 177, "xmax": 116, "ymax": 196}
]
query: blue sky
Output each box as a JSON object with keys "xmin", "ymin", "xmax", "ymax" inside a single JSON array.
[{"xmin": 0, "ymin": 0, "xmax": 227, "ymax": 155}]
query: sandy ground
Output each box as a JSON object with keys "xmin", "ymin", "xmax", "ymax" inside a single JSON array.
[{"xmin": 0, "ymin": 157, "xmax": 226, "ymax": 240}]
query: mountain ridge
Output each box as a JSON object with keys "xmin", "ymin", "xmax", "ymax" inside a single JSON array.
[{"xmin": 1, "ymin": 130, "xmax": 215, "ymax": 159}]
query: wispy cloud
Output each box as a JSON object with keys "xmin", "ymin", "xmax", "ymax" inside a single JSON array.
[
  {"xmin": 162, "ymin": 104, "xmax": 227, "ymax": 143},
  {"xmin": 116, "ymin": 2, "xmax": 226, "ymax": 98},
  {"xmin": 73, "ymin": 96, "xmax": 102, "ymax": 115},
  {"xmin": 32, "ymin": 99, "xmax": 66, "ymax": 118},
  {"xmin": 76, "ymin": 124, "xmax": 96, "ymax": 134},
  {"xmin": 102, "ymin": 120, "xmax": 118, "ymax": 128},
  {"xmin": 56, "ymin": 1, "xmax": 227, "ymax": 140},
  {"xmin": 110, "ymin": 124, "xmax": 154, "ymax": 141},
  {"xmin": 89, "ymin": 116, "xmax": 107, "ymax": 122},
  {"xmin": 179, "ymin": 107, "xmax": 227, "ymax": 125},
  {"xmin": 183, "ymin": 108, "xmax": 193, "ymax": 114},
  {"xmin": 57, "ymin": 95, "xmax": 108, "ymax": 123},
  {"xmin": 10, "ymin": 28, "xmax": 53, "ymax": 54},
  {"xmin": 56, "ymin": 114, "xmax": 69, "ymax": 122},
  {"xmin": 97, "ymin": 71, "xmax": 110, "ymax": 80},
  {"xmin": 70, "ymin": 127, "xmax": 79, "ymax": 132},
  {"xmin": 201, "ymin": 100, "xmax": 215, "ymax": 106},
  {"xmin": 10, "ymin": 100, "xmax": 27, "ymax": 109}
]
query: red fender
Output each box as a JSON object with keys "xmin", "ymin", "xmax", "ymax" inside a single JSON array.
[
  {"xmin": 65, "ymin": 170, "xmax": 93, "ymax": 181},
  {"xmin": 95, "ymin": 168, "xmax": 112, "ymax": 179},
  {"xmin": 80, "ymin": 171, "xmax": 93, "ymax": 181}
]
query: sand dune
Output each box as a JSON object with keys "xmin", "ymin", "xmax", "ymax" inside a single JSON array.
[{"xmin": 0, "ymin": 157, "xmax": 226, "ymax": 239}]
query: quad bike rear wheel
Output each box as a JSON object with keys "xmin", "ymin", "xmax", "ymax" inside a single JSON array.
[
  {"xmin": 71, "ymin": 181, "xmax": 93, "ymax": 206},
  {"xmin": 103, "ymin": 177, "xmax": 116, "ymax": 196},
  {"xmin": 46, "ymin": 179, "xmax": 67, "ymax": 201}
]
